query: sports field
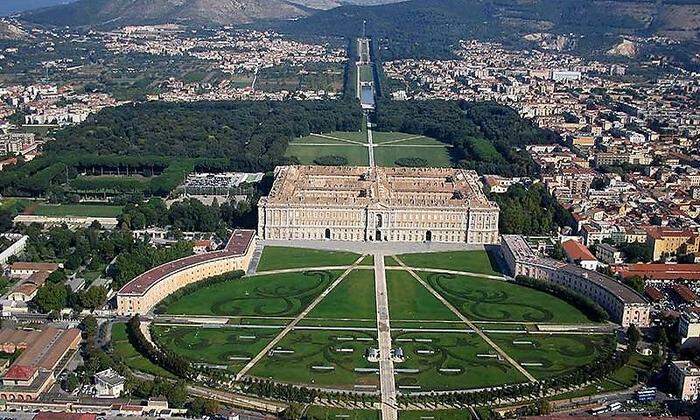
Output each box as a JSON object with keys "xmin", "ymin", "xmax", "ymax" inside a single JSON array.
[
  {"xmin": 285, "ymin": 130, "xmax": 452, "ymax": 168},
  {"xmin": 151, "ymin": 245, "xmax": 616, "ymax": 396}
]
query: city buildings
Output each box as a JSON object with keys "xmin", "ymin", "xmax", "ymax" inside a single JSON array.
[
  {"xmin": 258, "ymin": 166, "xmax": 500, "ymax": 244},
  {"xmin": 501, "ymin": 234, "xmax": 651, "ymax": 327},
  {"xmin": 0, "ymin": 327, "xmax": 81, "ymax": 401},
  {"xmin": 94, "ymin": 369, "xmax": 125, "ymax": 398},
  {"xmin": 116, "ymin": 229, "xmax": 256, "ymax": 315},
  {"xmin": 679, "ymin": 312, "xmax": 700, "ymax": 350},
  {"xmin": 669, "ymin": 360, "xmax": 700, "ymax": 401},
  {"xmin": 561, "ymin": 239, "xmax": 598, "ymax": 270},
  {"xmin": 645, "ymin": 227, "xmax": 699, "ymax": 261}
]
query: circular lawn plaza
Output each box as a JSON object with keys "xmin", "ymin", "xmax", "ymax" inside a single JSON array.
[{"xmin": 150, "ymin": 246, "xmax": 615, "ymax": 394}]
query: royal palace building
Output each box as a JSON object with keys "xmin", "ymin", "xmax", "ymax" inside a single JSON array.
[{"xmin": 257, "ymin": 166, "xmax": 500, "ymax": 244}]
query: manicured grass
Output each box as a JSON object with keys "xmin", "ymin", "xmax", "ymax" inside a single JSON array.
[
  {"xmin": 298, "ymin": 319, "xmax": 376, "ymax": 328},
  {"xmin": 33, "ymin": 204, "xmax": 123, "ymax": 218},
  {"xmin": 291, "ymin": 131, "xmax": 367, "ymax": 145},
  {"xmin": 400, "ymin": 410, "xmax": 470, "ymax": 419},
  {"xmin": 250, "ymin": 330, "xmax": 380, "ymax": 389},
  {"xmin": 111, "ymin": 323, "xmax": 174, "ymax": 378},
  {"xmin": 393, "ymin": 251, "xmax": 499, "ymax": 275},
  {"xmin": 305, "ymin": 406, "xmax": 379, "ymax": 420},
  {"xmin": 372, "ymin": 132, "xmax": 428, "ymax": 144},
  {"xmin": 360, "ymin": 255, "xmax": 374, "ymax": 265},
  {"xmin": 164, "ymin": 270, "xmax": 343, "ymax": 317},
  {"xmin": 488, "ymin": 333, "xmax": 614, "ymax": 379},
  {"xmin": 386, "ymin": 270, "xmax": 459, "ymax": 321},
  {"xmin": 359, "ymin": 65, "xmax": 374, "ymax": 83},
  {"xmin": 286, "ymin": 144, "xmax": 369, "ymax": 166},
  {"xmin": 424, "ymin": 273, "xmax": 592, "ymax": 323},
  {"xmin": 308, "ymin": 269, "xmax": 376, "ymax": 320},
  {"xmin": 393, "ymin": 331, "xmax": 527, "ymax": 391},
  {"xmin": 151, "ymin": 325, "xmax": 279, "ymax": 372},
  {"xmin": 257, "ymin": 246, "xmax": 361, "ymax": 271},
  {"xmin": 374, "ymin": 143, "xmax": 452, "ymax": 168}
]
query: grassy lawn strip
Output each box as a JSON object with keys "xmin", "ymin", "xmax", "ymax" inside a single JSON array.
[
  {"xmin": 308, "ymin": 269, "xmax": 376, "ymax": 320},
  {"xmin": 151, "ymin": 325, "xmax": 280, "ymax": 372},
  {"xmin": 111, "ymin": 323, "xmax": 174, "ymax": 378},
  {"xmin": 250, "ymin": 330, "xmax": 380, "ymax": 389},
  {"xmin": 488, "ymin": 333, "xmax": 614, "ymax": 380},
  {"xmin": 395, "ymin": 250, "xmax": 499, "ymax": 275},
  {"xmin": 33, "ymin": 204, "xmax": 123, "ymax": 217},
  {"xmin": 394, "ymin": 331, "xmax": 526, "ymax": 391},
  {"xmin": 164, "ymin": 270, "xmax": 343, "ymax": 317},
  {"xmin": 386, "ymin": 270, "xmax": 459, "ymax": 321},
  {"xmin": 373, "ymin": 144, "xmax": 451, "ymax": 168},
  {"xmin": 257, "ymin": 246, "xmax": 360, "ymax": 271},
  {"xmin": 424, "ymin": 273, "xmax": 591, "ymax": 324},
  {"xmin": 400, "ymin": 410, "xmax": 469, "ymax": 419}
]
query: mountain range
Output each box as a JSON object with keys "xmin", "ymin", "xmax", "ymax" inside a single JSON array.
[{"xmin": 21, "ymin": 0, "xmax": 406, "ymax": 27}]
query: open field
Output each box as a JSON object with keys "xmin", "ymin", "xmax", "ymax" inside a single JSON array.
[
  {"xmin": 386, "ymin": 270, "xmax": 459, "ymax": 321},
  {"xmin": 290, "ymin": 131, "xmax": 367, "ymax": 145},
  {"xmin": 111, "ymin": 323, "xmax": 174, "ymax": 378},
  {"xmin": 286, "ymin": 144, "xmax": 369, "ymax": 166},
  {"xmin": 151, "ymin": 325, "xmax": 279, "ymax": 372},
  {"xmin": 374, "ymin": 143, "xmax": 452, "ymax": 168},
  {"xmin": 250, "ymin": 330, "xmax": 380, "ymax": 389},
  {"xmin": 389, "ymin": 250, "xmax": 499, "ymax": 275},
  {"xmin": 31, "ymin": 203, "xmax": 123, "ymax": 217},
  {"xmin": 423, "ymin": 272, "xmax": 591, "ymax": 323},
  {"xmin": 393, "ymin": 331, "xmax": 526, "ymax": 391},
  {"xmin": 308, "ymin": 269, "xmax": 376, "ymax": 320},
  {"xmin": 488, "ymin": 333, "xmax": 614, "ymax": 379},
  {"xmin": 257, "ymin": 247, "xmax": 361, "ymax": 271},
  {"xmin": 163, "ymin": 270, "xmax": 343, "ymax": 317}
]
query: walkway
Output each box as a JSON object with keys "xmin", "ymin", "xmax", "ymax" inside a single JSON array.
[
  {"xmin": 392, "ymin": 256, "xmax": 538, "ymax": 383},
  {"xmin": 374, "ymin": 252, "xmax": 398, "ymax": 420},
  {"xmin": 235, "ymin": 255, "xmax": 367, "ymax": 381},
  {"xmin": 367, "ymin": 120, "xmax": 375, "ymax": 168}
]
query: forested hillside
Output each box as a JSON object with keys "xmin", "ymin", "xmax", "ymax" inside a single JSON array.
[
  {"xmin": 374, "ymin": 99, "xmax": 559, "ymax": 176},
  {"xmin": 48, "ymin": 100, "xmax": 362, "ymax": 171}
]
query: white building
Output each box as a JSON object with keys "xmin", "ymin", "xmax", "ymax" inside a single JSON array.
[
  {"xmin": 679, "ymin": 312, "xmax": 700, "ymax": 350},
  {"xmin": 95, "ymin": 369, "xmax": 125, "ymax": 398},
  {"xmin": 669, "ymin": 361, "xmax": 700, "ymax": 401}
]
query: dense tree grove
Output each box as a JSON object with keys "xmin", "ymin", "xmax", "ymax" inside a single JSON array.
[
  {"xmin": 493, "ymin": 184, "xmax": 576, "ymax": 234},
  {"xmin": 374, "ymin": 99, "xmax": 559, "ymax": 176},
  {"xmin": 48, "ymin": 100, "xmax": 362, "ymax": 171}
]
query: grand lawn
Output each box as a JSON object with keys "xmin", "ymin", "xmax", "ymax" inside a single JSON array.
[
  {"xmin": 390, "ymin": 250, "xmax": 499, "ymax": 275},
  {"xmin": 250, "ymin": 329, "xmax": 380, "ymax": 389},
  {"xmin": 305, "ymin": 406, "xmax": 379, "ymax": 420},
  {"xmin": 423, "ymin": 272, "xmax": 592, "ymax": 324},
  {"xmin": 257, "ymin": 246, "xmax": 361, "ymax": 271},
  {"xmin": 393, "ymin": 331, "xmax": 527, "ymax": 391},
  {"xmin": 307, "ymin": 269, "xmax": 376, "ymax": 320},
  {"xmin": 163, "ymin": 270, "xmax": 343, "ymax": 317},
  {"xmin": 386, "ymin": 270, "xmax": 459, "ymax": 321},
  {"xmin": 33, "ymin": 203, "xmax": 123, "ymax": 217},
  {"xmin": 111, "ymin": 323, "xmax": 174, "ymax": 378}
]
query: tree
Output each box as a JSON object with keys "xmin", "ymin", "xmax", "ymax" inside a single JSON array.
[
  {"xmin": 63, "ymin": 373, "xmax": 79, "ymax": 392},
  {"xmin": 80, "ymin": 315, "xmax": 98, "ymax": 338},
  {"xmin": 79, "ymin": 286, "xmax": 108, "ymax": 310},
  {"xmin": 33, "ymin": 283, "xmax": 69, "ymax": 313},
  {"xmin": 627, "ymin": 324, "xmax": 641, "ymax": 349},
  {"xmin": 624, "ymin": 275, "xmax": 645, "ymax": 294}
]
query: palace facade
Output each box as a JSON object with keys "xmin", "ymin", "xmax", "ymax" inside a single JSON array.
[{"xmin": 257, "ymin": 166, "xmax": 500, "ymax": 244}]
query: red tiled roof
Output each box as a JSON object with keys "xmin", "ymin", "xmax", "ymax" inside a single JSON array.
[
  {"xmin": 4, "ymin": 365, "xmax": 37, "ymax": 381},
  {"xmin": 10, "ymin": 262, "xmax": 60, "ymax": 272},
  {"xmin": 561, "ymin": 240, "xmax": 597, "ymax": 262},
  {"xmin": 118, "ymin": 229, "xmax": 255, "ymax": 296},
  {"xmin": 672, "ymin": 284, "xmax": 697, "ymax": 303},
  {"xmin": 645, "ymin": 226, "xmax": 696, "ymax": 240},
  {"xmin": 615, "ymin": 264, "xmax": 700, "ymax": 281},
  {"xmin": 644, "ymin": 286, "xmax": 663, "ymax": 302}
]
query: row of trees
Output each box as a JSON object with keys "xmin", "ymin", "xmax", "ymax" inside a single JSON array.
[
  {"xmin": 127, "ymin": 315, "xmax": 192, "ymax": 378},
  {"xmin": 514, "ymin": 275, "xmax": 609, "ymax": 322}
]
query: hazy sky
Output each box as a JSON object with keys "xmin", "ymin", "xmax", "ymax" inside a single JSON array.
[{"xmin": 0, "ymin": 0, "xmax": 78, "ymax": 16}]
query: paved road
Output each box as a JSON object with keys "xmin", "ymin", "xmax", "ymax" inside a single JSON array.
[
  {"xmin": 367, "ymin": 120, "xmax": 376, "ymax": 168},
  {"xmin": 374, "ymin": 252, "xmax": 398, "ymax": 420},
  {"xmin": 235, "ymin": 255, "xmax": 367, "ymax": 381},
  {"xmin": 393, "ymin": 256, "xmax": 538, "ymax": 383}
]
